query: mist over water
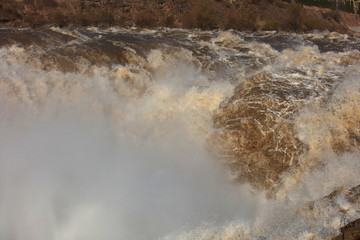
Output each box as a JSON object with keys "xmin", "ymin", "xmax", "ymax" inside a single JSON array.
[
  {"xmin": 0, "ymin": 27, "xmax": 359, "ymax": 239},
  {"xmin": 0, "ymin": 109, "xmax": 255, "ymax": 240},
  {"xmin": 0, "ymin": 36, "xmax": 250, "ymax": 239}
]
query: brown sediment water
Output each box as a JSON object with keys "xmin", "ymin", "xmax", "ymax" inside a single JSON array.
[{"xmin": 0, "ymin": 27, "xmax": 359, "ymax": 239}]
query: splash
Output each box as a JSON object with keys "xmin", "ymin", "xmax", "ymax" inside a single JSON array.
[
  {"xmin": 0, "ymin": 40, "xmax": 249, "ymax": 240},
  {"xmin": 0, "ymin": 28, "xmax": 359, "ymax": 240}
]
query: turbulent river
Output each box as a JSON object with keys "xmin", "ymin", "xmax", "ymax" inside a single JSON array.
[{"xmin": 0, "ymin": 27, "xmax": 359, "ymax": 240}]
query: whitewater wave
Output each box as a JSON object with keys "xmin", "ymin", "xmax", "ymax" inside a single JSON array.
[{"xmin": 0, "ymin": 28, "xmax": 359, "ymax": 239}]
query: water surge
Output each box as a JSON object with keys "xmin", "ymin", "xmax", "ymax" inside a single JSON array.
[{"xmin": 0, "ymin": 27, "xmax": 359, "ymax": 239}]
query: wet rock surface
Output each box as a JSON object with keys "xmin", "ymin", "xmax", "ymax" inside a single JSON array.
[
  {"xmin": 333, "ymin": 219, "xmax": 360, "ymax": 239},
  {"xmin": 333, "ymin": 219, "xmax": 360, "ymax": 240}
]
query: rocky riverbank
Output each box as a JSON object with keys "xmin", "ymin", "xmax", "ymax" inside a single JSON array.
[{"xmin": 0, "ymin": 0, "xmax": 359, "ymax": 33}]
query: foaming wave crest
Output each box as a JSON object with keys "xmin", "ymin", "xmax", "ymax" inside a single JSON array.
[
  {"xmin": 0, "ymin": 43, "xmax": 256, "ymax": 240},
  {"xmin": 296, "ymin": 72, "xmax": 360, "ymax": 157}
]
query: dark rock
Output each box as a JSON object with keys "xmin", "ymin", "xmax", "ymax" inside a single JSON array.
[{"xmin": 333, "ymin": 218, "xmax": 360, "ymax": 240}]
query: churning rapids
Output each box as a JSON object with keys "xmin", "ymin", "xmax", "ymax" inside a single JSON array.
[{"xmin": 0, "ymin": 27, "xmax": 360, "ymax": 240}]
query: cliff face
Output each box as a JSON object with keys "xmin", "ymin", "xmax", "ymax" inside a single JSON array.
[{"xmin": 0, "ymin": 0, "xmax": 358, "ymax": 32}]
